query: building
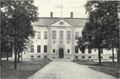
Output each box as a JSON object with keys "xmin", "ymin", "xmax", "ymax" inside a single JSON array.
[{"xmin": 23, "ymin": 12, "xmax": 117, "ymax": 60}]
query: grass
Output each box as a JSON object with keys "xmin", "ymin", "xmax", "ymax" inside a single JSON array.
[
  {"xmin": 1, "ymin": 59, "xmax": 51, "ymax": 79},
  {"xmin": 73, "ymin": 59, "xmax": 120, "ymax": 78}
]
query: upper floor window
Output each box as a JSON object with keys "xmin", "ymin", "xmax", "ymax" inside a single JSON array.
[
  {"xmin": 59, "ymin": 31, "xmax": 63, "ymax": 39},
  {"xmin": 37, "ymin": 31, "xmax": 41, "ymax": 39},
  {"xmin": 30, "ymin": 45, "xmax": 34, "ymax": 53},
  {"xmin": 44, "ymin": 45, "xmax": 47, "ymax": 53},
  {"xmin": 44, "ymin": 31, "xmax": 48, "ymax": 39},
  {"xmin": 75, "ymin": 32, "xmax": 79, "ymax": 39},
  {"xmin": 67, "ymin": 31, "xmax": 71, "ymax": 40},
  {"xmin": 52, "ymin": 31, "xmax": 56, "ymax": 39}
]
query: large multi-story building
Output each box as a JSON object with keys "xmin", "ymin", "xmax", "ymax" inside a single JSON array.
[{"xmin": 23, "ymin": 12, "xmax": 117, "ymax": 60}]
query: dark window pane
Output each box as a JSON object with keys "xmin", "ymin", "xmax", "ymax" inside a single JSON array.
[
  {"xmin": 75, "ymin": 46, "xmax": 78, "ymax": 53},
  {"xmin": 53, "ymin": 49, "xmax": 55, "ymax": 53},
  {"xmin": 31, "ymin": 45, "xmax": 34, "ymax": 53},
  {"xmin": 37, "ymin": 45, "xmax": 41, "ymax": 53},
  {"xmin": 88, "ymin": 49, "xmax": 92, "ymax": 54},
  {"xmin": 44, "ymin": 45, "xmax": 47, "ymax": 53},
  {"xmin": 68, "ymin": 49, "xmax": 70, "ymax": 53}
]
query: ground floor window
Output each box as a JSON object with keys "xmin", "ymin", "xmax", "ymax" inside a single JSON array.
[
  {"xmin": 53, "ymin": 49, "xmax": 55, "ymax": 53},
  {"xmin": 37, "ymin": 45, "xmax": 41, "ymax": 53},
  {"xmin": 68, "ymin": 49, "xmax": 70, "ymax": 53},
  {"xmin": 88, "ymin": 49, "xmax": 92, "ymax": 54},
  {"xmin": 31, "ymin": 45, "xmax": 34, "ymax": 53},
  {"xmin": 44, "ymin": 45, "xmax": 47, "ymax": 53},
  {"xmin": 75, "ymin": 46, "xmax": 78, "ymax": 53}
]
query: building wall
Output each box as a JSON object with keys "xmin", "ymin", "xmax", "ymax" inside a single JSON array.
[{"xmin": 22, "ymin": 19, "xmax": 117, "ymax": 61}]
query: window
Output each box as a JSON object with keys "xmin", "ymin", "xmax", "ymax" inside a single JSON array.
[
  {"xmin": 44, "ymin": 31, "xmax": 48, "ymax": 39},
  {"xmin": 75, "ymin": 32, "xmax": 79, "ymax": 39},
  {"xmin": 59, "ymin": 21, "xmax": 64, "ymax": 25},
  {"xmin": 37, "ymin": 31, "xmax": 41, "ymax": 39},
  {"xmin": 68, "ymin": 49, "xmax": 70, "ymax": 53},
  {"xmin": 75, "ymin": 56, "xmax": 78, "ymax": 59},
  {"xmin": 82, "ymin": 56, "xmax": 85, "ymax": 59},
  {"xmin": 81, "ymin": 50, "xmax": 85, "ymax": 54},
  {"xmin": 44, "ymin": 45, "xmax": 47, "ymax": 53},
  {"xmin": 37, "ymin": 45, "xmax": 41, "ymax": 53},
  {"xmin": 30, "ymin": 45, "xmax": 34, "ymax": 53},
  {"xmin": 88, "ymin": 56, "xmax": 91, "ymax": 59},
  {"xmin": 53, "ymin": 49, "xmax": 55, "ymax": 53},
  {"xmin": 37, "ymin": 55, "xmax": 40, "ymax": 58},
  {"xmin": 67, "ymin": 31, "xmax": 71, "ymax": 40},
  {"xmin": 59, "ymin": 31, "xmax": 63, "ymax": 39},
  {"xmin": 88, "ymin": 49, "xmax": 92, "ymax": 54},
  {"xmin": 75, "ymin": 46, "xmax": 78, "ymax": 53},
  {"xmin": 52, "ymin": 31, "xmax": 56, "ymax": 39}
]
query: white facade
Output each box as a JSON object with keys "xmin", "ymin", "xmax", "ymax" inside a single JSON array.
[{"xmin": 23, "ymin": 12, "xmax": 117, "ymax": 60}]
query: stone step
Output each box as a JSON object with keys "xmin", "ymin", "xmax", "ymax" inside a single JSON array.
[{"xmin": 52, "ymin": 59, "xmax": 72, "ymax": 62}]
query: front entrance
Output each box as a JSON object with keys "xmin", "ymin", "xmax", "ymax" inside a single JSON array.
[{"xmin": 59, "ymin": 48, "xmax": 64, "ymax": 58}]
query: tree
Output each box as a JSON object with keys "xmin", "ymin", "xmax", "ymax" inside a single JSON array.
[
  {"xmin": 78, "ymin": 1, "xmax": 119, "ymax": 65},
  {"xmin": 1, "ymin": 0, "xmax": 38, "ymax": 69}
]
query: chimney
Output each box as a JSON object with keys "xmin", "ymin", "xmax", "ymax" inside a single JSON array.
[
  {"xmin": 70, "ymin": 12, "xmax": 73, "ymax": 18},
  {"xmin": 50, "ymin": 12, "xmax": 53, "ymax": 18}
]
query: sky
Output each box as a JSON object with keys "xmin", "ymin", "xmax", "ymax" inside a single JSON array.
[{"xmin": 34, "ymin": 0, "xmax": 88, "ymax": 18}]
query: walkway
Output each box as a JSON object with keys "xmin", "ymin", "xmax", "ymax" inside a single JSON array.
[{"xmin": 28, "ymin": 61, "xmax": 117, "ymax": 79}]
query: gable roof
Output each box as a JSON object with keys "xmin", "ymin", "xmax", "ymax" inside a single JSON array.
[
  {"xmin": 51, "ymin": 19, "xmax": 72, "ymax": 27},
  {"xmin": 32, "ymin": 17, "xmax": 88, "ymax": 27}
]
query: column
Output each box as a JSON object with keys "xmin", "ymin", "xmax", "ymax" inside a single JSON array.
[
  {"xmin": 48, "ymin": 26, "xmax": 52, "ymax": 58},
  {"xmin": 71, "ymin": 26, "xmax": 75, "ymax": 55}
]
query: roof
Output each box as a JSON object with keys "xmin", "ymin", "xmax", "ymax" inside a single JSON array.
[{"xmin": 32, "ymin": 17, "xmax": 88, "ymax": 27}]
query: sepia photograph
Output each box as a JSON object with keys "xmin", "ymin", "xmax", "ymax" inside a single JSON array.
[{"xmin": 0, "ymin": 0, "xmax": 120, "ymax": 79}]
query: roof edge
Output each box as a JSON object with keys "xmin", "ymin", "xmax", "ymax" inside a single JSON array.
[{"xmin": 37, "ymin": 17, "xmax": 88, "ymax": 19}]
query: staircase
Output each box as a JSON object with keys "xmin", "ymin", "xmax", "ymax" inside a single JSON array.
[{"xmin": 52, "ymin": 58, "xmax": 73, "ymax": 62}]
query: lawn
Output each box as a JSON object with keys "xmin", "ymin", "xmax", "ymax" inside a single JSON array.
[
  {"xmin": 73, "ymin": 59, "xmax": 120, "ymax": 78},
  {"xmin": 1, "ymin": 59, "xmax": 51, "ymax": 79}
]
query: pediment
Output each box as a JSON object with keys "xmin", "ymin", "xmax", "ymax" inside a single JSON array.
[{"xmin": 51, "ymin": 19, "xmax": 72, "ymax": 27}]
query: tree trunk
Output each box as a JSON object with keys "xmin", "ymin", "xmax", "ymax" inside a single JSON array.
[
  {"xmin": 0, "ymin": 52, "xmax": 2, "ymax": 66},
  {"xmin": 117, "ymin": 49, "xmax": 120, "ymax": 64},
  {"xmin": 14, "ymin": 46, "xmax": 17, "ymax": 69},
  {"xmin": 17, "ymin": 52, "xmax": 21, "ymax": 63},
  {"xmin": 98, "ymin": 49, "xmax": 101, "ymax": 65},
  {"xmin": 6, "ymin": 52, "xmax": 9, "ymax": 61},
  {"xmin": 21, "ymin": 52, "xmax": 23, "ymax": 62},
  {"xmin": 112, "ymin": 48, "xmax": 115, "ymax": 64},
  {"xmin": 117, "ymin": 48, "xmax": 120, "ymax": 78}
]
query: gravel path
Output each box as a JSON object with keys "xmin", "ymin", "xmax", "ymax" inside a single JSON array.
[{"xmin": 28, "ymin": 61, "xmax": 117, "ymax": 79}]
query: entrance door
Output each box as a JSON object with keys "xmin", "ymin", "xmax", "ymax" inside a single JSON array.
[{"xmin": 59, "ymin": 48, "xmax": 64, "ymax": 58}]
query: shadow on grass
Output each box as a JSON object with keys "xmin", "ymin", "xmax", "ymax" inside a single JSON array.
[
  {"xmin": 1, "ymin": 59, "xmax": 51, "ymax": 79},
  {"xmin": 73, "ymin": 59, "xmax": 119, "ymax": 78}
]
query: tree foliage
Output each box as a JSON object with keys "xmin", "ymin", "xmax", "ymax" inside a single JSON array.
[
  {"xmin": 81, "ymin": 1, "xmax": 119, "ymax": 50},
  {"xmin": 0, "ymin": 0, "xmax": 38, "ymax": 68},
  {"xmin": 1, "ymin": 0, "xmax": 38, "ymax": 53},
  {"xmin": 77, "ymin": 1, "xmax": 120, "ymax": 64}
]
